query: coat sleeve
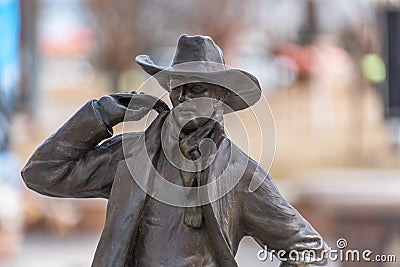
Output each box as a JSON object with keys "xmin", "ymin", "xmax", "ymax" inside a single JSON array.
[
  {"xmin": 21, "ymin": 100, "xmax": 128, "ymax": 199},
  {"xmin": 240, "ymin": 161, "xmax": 330, "ymax": 266}
]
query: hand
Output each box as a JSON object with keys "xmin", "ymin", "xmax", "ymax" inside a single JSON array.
[
  {"xmin": 96, "ymin": 92, "xmax": 170, "ymax": 128},
  {"xmin": 109, "ymin": 91, "xmax": 170, "ymax": 113}
]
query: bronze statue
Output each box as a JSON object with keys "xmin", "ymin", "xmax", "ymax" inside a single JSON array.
[{"xmin": 22, "ymin": 35, "xmax": 329, "ymax": 266}]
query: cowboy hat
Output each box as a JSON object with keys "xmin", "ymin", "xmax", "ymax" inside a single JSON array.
[{"xmin": 135, "ymin": 34, "xmax": 261, "ymax": 113}]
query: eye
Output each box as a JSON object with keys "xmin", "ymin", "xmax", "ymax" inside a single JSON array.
[{"xmin": 190, "ymin": 85, "xmax": 206, "ymax": 94}]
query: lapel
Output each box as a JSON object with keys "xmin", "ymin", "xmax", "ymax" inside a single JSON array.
[{"xmin": 202, "ymin": 138, "xmax": 249, "ymax": 267}]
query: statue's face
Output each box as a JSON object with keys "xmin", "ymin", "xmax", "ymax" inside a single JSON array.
[{"xmin": 169, "ymin": 82, "xmax": 222, "ymax": 131}]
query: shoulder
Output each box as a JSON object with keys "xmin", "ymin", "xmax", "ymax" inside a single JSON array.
[
  {"xmin": 224, "ymin": 137, "xmax": 270, "ymax": 192},
  {"xmin": 224, "ymin": 137, "xmax": 264, "ymax": 174}
]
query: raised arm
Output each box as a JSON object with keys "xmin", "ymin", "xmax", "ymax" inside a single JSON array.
[
  {"xmin": 240, "ymin": 161, "xmax": 329, "ymax": 266},
  {"xmin": 21, "ymin": 93, "xmax": 168, "ymax": 199}
]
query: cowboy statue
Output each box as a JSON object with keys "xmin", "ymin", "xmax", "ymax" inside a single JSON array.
[{"xmin": 22, "ymin": 35, "xmax": 329, "ymax": 266}]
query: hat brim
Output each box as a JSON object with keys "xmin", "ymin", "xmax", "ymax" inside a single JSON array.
[{"xmin": 135, "ymin": 55, "xmax": 262, "ymax": 113}]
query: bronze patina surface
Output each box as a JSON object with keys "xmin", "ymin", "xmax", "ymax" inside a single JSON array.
[{"xmin": 22, "ymin": 35, "xmax": 329, "ymax": 267}]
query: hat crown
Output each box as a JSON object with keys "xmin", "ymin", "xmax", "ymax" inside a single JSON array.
[{"xmin": 172, "ymin": 35, "xmax": 225, "ymax": 66}]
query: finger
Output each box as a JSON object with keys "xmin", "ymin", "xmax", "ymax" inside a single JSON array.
[
  {"xmin": 111, "ymin": 93, "xmax": 170, "ymax": 112},
  {"xmin": 135, "ymin": 94, "xmax": 167, "ymax": 108},
  {"xmin": 130, "ymin": 95, "xmax": 169, "ymax": 113},
  {"xmin": 131, "ymin": 94, "xmax": 159, "ymax": 106},
  {"xmin": 124, "ymin": 106, "xmax": 151, "ymax": 121},
  {"xmin": 109, "ymin": 93, "xmax": 133, "ymax": 99},
  {"xmin": 109, "ymin": 93, "xmax": 134, "ymax": 107},
  {"xmin": 153, "ymin": 99, "xmax": 170, "ymax": 113}
]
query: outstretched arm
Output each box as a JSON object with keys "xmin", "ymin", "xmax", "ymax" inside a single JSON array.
[{"xmin": 240, "ymin": 161, "xmax": 329, "ymax": 266}]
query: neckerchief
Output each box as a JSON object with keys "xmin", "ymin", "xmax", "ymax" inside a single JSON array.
[{"xmin": 161, "ymin": 106, "xmax": 224, "ymax": 228}]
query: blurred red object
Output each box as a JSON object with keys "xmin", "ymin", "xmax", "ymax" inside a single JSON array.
[
  {"xmin": 39, "ymin": 27, "xmax": 94, "ymax": 56},
  {"xmin": 0, "ymin": 230, "xmax": 22, "ymax": 259},
  {"xmin": 276, "ymin": 43, "xmax": 315, "ymax": 78}
]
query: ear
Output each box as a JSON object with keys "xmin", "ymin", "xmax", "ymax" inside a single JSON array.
[{"xmin": 169, "ymin": 92, "xmax": 179, "ymax": 108}]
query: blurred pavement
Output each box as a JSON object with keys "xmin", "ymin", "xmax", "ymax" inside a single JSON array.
[{"xmin": 0, "ymin": 234, "xmax": 278, "ymax": 267}]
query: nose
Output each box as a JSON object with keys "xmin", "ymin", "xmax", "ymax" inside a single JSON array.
[{"xmin": 178, "ymin": 88, "xmax": 189, "ymax": 103}]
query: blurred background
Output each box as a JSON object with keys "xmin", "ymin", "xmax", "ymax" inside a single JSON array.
[{"xmin": 1, "ymin": 0, "xmax": 400, "ymax": 266}]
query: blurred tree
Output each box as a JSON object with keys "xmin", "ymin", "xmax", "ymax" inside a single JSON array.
[
  {"xmin": 155, "ymin": 0, "xmax": 251, "ymax": 51},
  {"xmin": 85, "ymin": 0, "xmax": 255, "ymax": 91},
  {"xmin": 86, "ymin": 0, "xmax": 152, "ymax": 91},
  {"xmin": 19, "ymin": 0, "xmax": 39, "ymax": 113}
]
